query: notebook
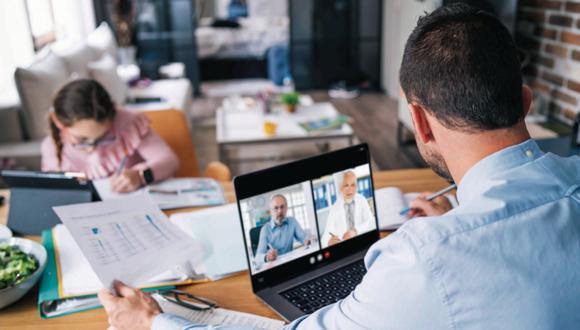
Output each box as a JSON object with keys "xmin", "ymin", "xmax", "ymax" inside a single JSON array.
[
  {"xmin": 375, "ymin": 187, "xmax": 457, "ymax": 230},
  {"xmin": 374, "ymin": 187, "xmax": 420, "ymax": 230}
]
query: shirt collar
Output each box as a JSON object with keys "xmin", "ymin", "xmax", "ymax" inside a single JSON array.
[
  {"xmin": 457, "ymin": 139, "xmax": 543, "ymax": 204},
  {"xmin": 271, "ymin": 217, "xmax": 287, "ymax": 228}
]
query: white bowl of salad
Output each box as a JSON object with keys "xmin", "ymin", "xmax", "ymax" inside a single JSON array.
[{"xmin": 0, "ymin": 237, "xmax": 47, "ymax": 309}]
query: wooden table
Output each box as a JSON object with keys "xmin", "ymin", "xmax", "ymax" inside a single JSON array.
[{"xmin": 0, "ymin": 169, "xmax": 448, "ymax": 329}]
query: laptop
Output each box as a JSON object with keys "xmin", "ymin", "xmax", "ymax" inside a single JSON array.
[{"xmin": 234, "ymin": 144, "xmax": 380, "ymax": 321}]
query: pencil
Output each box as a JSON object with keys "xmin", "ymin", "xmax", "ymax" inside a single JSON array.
[{"xmin": 399, "ymin": 183, "xmax": 457, "ymax": 215}]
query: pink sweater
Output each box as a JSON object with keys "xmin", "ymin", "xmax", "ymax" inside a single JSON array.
[{"xmin": 41, "ymin": 109, "xmax": 179, "ymax": 181}]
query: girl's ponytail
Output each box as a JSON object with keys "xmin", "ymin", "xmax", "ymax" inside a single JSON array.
[{"xmin": 49, "ymin": 116, "xmax": 64, "ymax": 169}]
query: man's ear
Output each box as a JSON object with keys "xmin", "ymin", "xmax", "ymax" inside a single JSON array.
[
  {"xmin": 408, "ymin": 103, "xmax": 433, "ymax": 144},
  {"xmin": 522, "ymin": 84, "xmax": 533, "ymax": 117}
]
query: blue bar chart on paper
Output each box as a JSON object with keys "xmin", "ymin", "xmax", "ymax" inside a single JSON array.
[
  {"xmin": 84, "ymin": 213, "xmax": 182, "ymax": 266},
  {"xmin": 53, "ymin": 196, "xmax": 202, "ymax": 288}
]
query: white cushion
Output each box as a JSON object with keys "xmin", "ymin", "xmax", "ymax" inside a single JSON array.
[
  {"xmin": 88, "ymin": 54, "xmax": 128, "ymax": 105},
  {"xmin": 14, "ymin": 50, "xmax": 71, "ymax": 140},
  {"xmin": 87, "ymin": 22, "xmax": 117, "ymax": 61},
  {"xmin": 54, "ymin": 43, "xmax": 99, "ymax": 78}
]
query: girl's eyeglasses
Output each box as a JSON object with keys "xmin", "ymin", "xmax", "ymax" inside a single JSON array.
[{"xmin": 71, "ymin": 134, "xmax": 116, "ymax": 149}]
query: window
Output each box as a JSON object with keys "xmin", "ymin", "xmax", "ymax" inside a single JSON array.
[
  {"xmin": 0, "ymin": 0, "xmax": 94, "ymax": 95},
  {"xmin": 24, "ymin": 0, "xmax": 56, "ymax": 51},
  {"xmin": 286, "ymin": 191, "xmax": 309, "ymax": 230}
]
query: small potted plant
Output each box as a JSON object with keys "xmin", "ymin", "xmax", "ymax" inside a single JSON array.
[{"xmin": 280, "ymin": 92, "xmax": 300, "ymax": 113}]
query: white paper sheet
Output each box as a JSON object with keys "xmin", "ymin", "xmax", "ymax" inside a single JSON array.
[
  {"xmin": 156, "ymin": 294, "xmax": 285, "ymax": 330},
  {"xmin": 93, "ymin": 178, "xmax": 226, "ymax": 210},
  {"xmin": 53, "ymin": 196, "xmax": 203, "ymax": 289},
  {"xmin": 169, "ymin": 204, "xmax": 247, "ymax": 280}
]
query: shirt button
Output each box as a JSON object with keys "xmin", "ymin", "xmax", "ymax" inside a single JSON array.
[{"xmin": 525, "ymin": 150, "xmax": 533, "ymax": 157}]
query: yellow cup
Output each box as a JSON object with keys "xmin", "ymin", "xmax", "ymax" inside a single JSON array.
[{"xmin": 263, "ymin": 121, "xmax": 278, "ymax": 136}]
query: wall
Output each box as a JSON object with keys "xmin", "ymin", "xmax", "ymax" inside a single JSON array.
[
  {"xmin": 517, "ymin": 0, "xmax": 580, "ymax": 124},
  {"xmin": 382, "ymin": 0, "xmax": 442, "ymax": 98}
]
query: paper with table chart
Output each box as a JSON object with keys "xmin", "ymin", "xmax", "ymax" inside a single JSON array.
[
  {"xmin": 53, "ymin": 224, "xmax": 197, "ymax": 297},
  {"xmin": 155, "ymin": 294, "xmax": 285, "ymax": 330},
  {"xmin": 92, "ymin": 177, "xmax": 226, "ymax": 210},
  {"xmin": 53, "ymin": 195, "xmax": 204, "ymax": 289}
]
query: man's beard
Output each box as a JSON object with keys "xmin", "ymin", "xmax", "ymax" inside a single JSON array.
[{"xmin": 416, "ymin": 140, "xmax": 453, "ymax": 182}]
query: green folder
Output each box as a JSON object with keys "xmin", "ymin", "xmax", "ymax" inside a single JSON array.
[{"xmin": 38, "ymin": 228, "xmax": 174, "ymax": 319}]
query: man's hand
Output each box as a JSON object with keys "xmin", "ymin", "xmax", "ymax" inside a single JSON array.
[
  {"xmin": 266, "ymin": 248, "xmax": 278, "ymax": 261},
  {"xmin": 110, "ymin": 169, "xmax": 142, "ymax": 193},
  {"xmin": 98, "ymin": 281, "xmax": 161, "ymax": 330},
  {"xmin": 408, "ymin": 192, "xmax": 453, "ymax": 218},
  {"xmin": 328, "ymin": 234, "xmax": 341, "ymax": 246},
  {"xmin": 342, "ymin": 229, "xmax": 357, "ymax": 240}
]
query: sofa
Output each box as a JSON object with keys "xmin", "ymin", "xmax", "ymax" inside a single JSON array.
[{"xmin": 1, "ymin": 22, "xmax": 193, "ymax": 169}]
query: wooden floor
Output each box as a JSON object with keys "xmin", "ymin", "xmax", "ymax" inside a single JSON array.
[{"xmin": 190, "ymin": 89, "xmax": 424, "ymax": 176}]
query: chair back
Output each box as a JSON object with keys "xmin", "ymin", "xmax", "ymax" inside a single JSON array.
[
  {"xmin": 249, "ymin": 224, "xmax": 264, "ymax": 256},
  {"xmin": 143, "ymin": 109, "xmax": 200, "ymax": 177}
]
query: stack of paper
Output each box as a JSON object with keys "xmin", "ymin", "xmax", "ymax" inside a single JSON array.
[
  {"xmin": 40, "ymin": 196, "xmax": 208, "ymax": 318},
  {"xmin": 39, "ymin": 225, "xmax": 202, "ymax": 318},
  {"xmin": 169, "ymin": 204, "xmax": 247, "ymax": 280},
  {"xmin": 93, "ymin": 177, "xmax": 226, "ymax": 210}
]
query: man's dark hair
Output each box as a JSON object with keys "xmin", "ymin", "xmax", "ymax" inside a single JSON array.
[{"xmin": 399, "ymin": 3, "xmax": 523, "ymax": 132}]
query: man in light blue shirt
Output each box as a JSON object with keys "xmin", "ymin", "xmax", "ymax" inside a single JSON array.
[
  {"xmin": 99, "ymin": 4, "xmax": 580, "ymax": 329},
  {"xmin": 254, "ymin": 194, "xmax": 309, "ymax": 265}
]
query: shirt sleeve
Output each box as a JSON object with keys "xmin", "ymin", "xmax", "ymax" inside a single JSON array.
[
  {"xmin": 361, "ymin": 196, "xmax": 375, "ymax": 232},
  {"xmin": 292, "ymin": 218, "xmax": 307, "ymax": 244},
  {"xmin": 282, "ymin": 231, "xmax": 448, "ymax": 329},
  {"xmin": 130, "ymin": 130, "xmax": 179, "ymax": 182},
  {"xmin": 321, "ymin": 207, "xmax": 337, "ymax": 247}
]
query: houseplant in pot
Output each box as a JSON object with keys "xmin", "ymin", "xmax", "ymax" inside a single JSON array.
[{"xmin": 280, "ymin": 92, "xmax": 300, "ymax": 113}]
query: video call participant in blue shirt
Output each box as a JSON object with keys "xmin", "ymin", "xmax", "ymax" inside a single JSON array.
[
  {"xmin": 99, "ymin": 4, "xmax": 580, "ymax": 329},
  {"xmin": 255, "ymin": 194, "xmax": 310, "ymax": 264}
]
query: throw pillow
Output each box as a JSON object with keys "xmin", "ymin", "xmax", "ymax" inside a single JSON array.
[
  {"xmin": 87, "ymin": 22, "xmax": 118, "ymax": 61},
  {"xmin": 14, "ymin": 50, "xmax": 71, "ymax": 140},
  {"xmin": 88, "ymin": 54, "xmax": 128, "ymax": 105}
]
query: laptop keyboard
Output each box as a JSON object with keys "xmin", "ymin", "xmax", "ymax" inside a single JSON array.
[{"xmin": 279, "ymin": 260, "xmax": 366, "ymax": 314}]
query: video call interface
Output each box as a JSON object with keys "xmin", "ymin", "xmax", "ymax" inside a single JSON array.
[{"xmin": 239, "ymin": 164, "xmax": 377, "ymax": 274}]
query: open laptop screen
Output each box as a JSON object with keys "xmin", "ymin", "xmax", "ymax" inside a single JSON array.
[{"xmin": 235, "ymin": 144, "xmax": 380, "ymax": 289}]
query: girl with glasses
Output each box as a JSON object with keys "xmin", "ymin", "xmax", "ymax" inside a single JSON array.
[{"xmin": 41, "ymin": 79, "xmax": 179, "ymax": 193}]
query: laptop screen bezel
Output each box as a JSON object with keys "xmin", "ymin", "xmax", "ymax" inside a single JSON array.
[{"xmin": 234, "ymin": 143, "xmax": 380, "ymax": 292}]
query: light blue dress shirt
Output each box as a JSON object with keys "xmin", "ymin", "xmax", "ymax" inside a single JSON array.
[
  {"xmin": 153, "ymin": 139, "xmax": 580, "ymax": 330},
  {"xmin": 255, "ymin": 217, "xmax": 307, "ymax": 262}
]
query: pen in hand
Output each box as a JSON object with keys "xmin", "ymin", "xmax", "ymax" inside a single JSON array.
[
  {"xmin": 399, "ymin": 183, "xmax": 457, "ymax": 216},
  {"xmin": 115, "ymin": 156, "xmax": 128, "ymax": 176}
]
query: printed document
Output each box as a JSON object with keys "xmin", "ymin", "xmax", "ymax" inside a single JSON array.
[
  {"xmin": 53, "ymin": 196, "xmax": 203, "ymax": 289},
  {"xmin": 155, "ymin": 294, "xmax": 285, "ymax": 330}
]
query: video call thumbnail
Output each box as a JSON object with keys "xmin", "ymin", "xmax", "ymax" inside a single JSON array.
[
  {"xmin": 239, "ymin": 164, "xmax": 377, "ymax": 274},
  {"xmin": 312, "ymin": 165, "xmax": 376, "ymax": 248}
]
